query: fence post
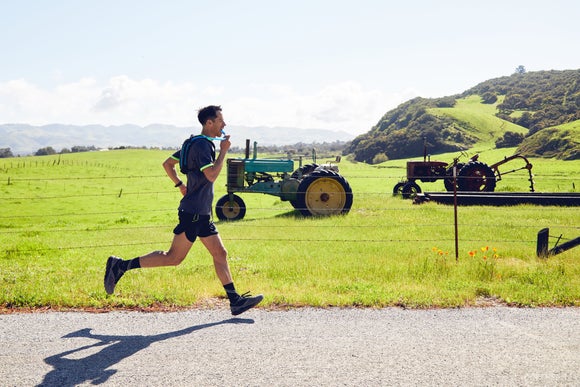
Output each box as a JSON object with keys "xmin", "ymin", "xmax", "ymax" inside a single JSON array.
[
  {"xmin": 453, "ymin": 161, "xmax": 459, "ymax": 262},
  {"xmin": 536, "ymin": 228, "xmax": 549, "ymax": 258}
]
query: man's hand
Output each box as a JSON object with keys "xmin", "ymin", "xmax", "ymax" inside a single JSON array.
[
  {"xmin": 220, "ymin": 135, "xmax": 231, "ymax": 153},
  {"xmin": 203, "ymin": 135, "xmax": 230, "ymax": 183}
]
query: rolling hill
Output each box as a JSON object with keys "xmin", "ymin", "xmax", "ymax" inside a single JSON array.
[{"xmin": 344, "ymin": 69, "xmax": 580, "ymax": 163}]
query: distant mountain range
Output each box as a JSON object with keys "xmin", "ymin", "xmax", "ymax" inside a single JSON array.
[{"xmin": 0, "ymin": 124, "xmax": 354, "ymax": 155}]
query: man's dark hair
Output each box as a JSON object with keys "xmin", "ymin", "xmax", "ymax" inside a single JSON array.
[{"xmin": 197, "ymin": 105, "xmax": 222, "ymax": 125}]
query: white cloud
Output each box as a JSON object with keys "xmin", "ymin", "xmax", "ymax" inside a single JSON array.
[
  {"xmin": 0, "ymin": 76, "xmax": 414, "ymax": 134},
  {"xmin": 228, "ymin": 81, "xmax": 416, "ymax": 134},
  {"xmin": 93, "ymin": 86, "xmax": 123, "ymax": 111},
  {"xmin": 0, "ymin": 77, "xmax": 202, "ymax": 126}
]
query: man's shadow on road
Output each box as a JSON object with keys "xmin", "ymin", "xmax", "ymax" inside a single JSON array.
[{"xmin": 37, "ymin": 317, "xmax": 254, "ymax": 387}]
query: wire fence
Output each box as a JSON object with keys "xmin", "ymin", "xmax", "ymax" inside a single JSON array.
[{"xmin": 2, "ymin": 173, "xmax": 578, "ymax": 255}]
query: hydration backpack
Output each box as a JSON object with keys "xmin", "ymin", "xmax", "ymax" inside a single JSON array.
[{"xmin": 179, "ymin": 135, "xmax": 215, "ymax": 174}]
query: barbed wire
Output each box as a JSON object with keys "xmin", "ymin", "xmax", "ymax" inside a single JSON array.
[
  {"xmin": 3, "ymin": 189, "xmax": 579, "ymax": 201},
  {"xmin": 4, "ymin": 173, "xmax": 578, "ymax": 182},
  {"xmin": 8, "ymin": 175, "xmax": 165, "ymax": 181},
  {"xmin": 1, "ymin": 222, "xmax": 577, "ymax": 235},
  {"xmin": 7, "ymin": 237, "xmax": 540, "ymax": 254},
  {"xmin": 1, "ymin": 206, "xmax": 577, "ymax": 224},
  {"xmin": 1, "ymin": 199, "xmax": 578, "ymax": 218},
  {"xmin": 0, "ymin": 191, "xmax": 179, "ymax": 200},
  {"xmin": 0, "ymin": 208, "xmax": 175, "ymax": 219},
  {"xmin": 2, "ymin": 174, "xmax": 577, "ymax": 254}
]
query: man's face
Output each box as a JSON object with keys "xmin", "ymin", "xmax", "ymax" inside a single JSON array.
[{"xmin": 208, "ymin": 112, "xmax": 226, "ymax": 136}]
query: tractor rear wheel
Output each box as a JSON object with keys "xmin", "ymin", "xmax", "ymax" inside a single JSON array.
[
  {"xmin": 444, "ymin": 163, "xmax": 464, "ymax": 191},
  {"xmin": 215, "ymin": 194, "xmax": 246, "ymax": 221},
  {"xmin": 295, "ymin": 170, "xmax": 353, "ymax": 216},
  {"xmin": 457, "ymin": 161, "xmax": 496, "ymax": 192},
  {"xmin": 402, "ymin": 181, "xmax": 421, "ymax": 199},
  {"xmin": 291, "ymin": 163, "xmax": 319, "ymax": 179}
]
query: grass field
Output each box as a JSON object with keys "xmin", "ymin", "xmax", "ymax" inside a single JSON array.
[
  {"xmin": 1, "ymin": 147, "xmax": 579, "ymax": 311},
  {"xmin": 430, "ymin": 95, "xmax": 529, "ymax": 146}
]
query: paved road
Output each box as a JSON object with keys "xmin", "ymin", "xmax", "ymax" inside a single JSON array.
[{"xmin": 1, "ymin": 307, "xmax": 578, "ymax": 386}]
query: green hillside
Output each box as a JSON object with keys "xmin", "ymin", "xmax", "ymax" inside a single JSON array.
[
  {"xmin": 518, "ymin": 120, "xmax": 580, "ymax": 160},
  {"xmin": 429, "ymin": 95, "xmax": 527, "ymax": 147},
  {"xmin": 344, "ymin": 69, "xmax": 580, "ymax": 163}
]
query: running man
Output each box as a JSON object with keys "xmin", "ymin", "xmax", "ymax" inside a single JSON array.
[{"xmin": 104, "ymin": 105, "xmax": 263, "ymax": 315}]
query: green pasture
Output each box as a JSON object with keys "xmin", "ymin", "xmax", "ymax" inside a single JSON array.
[
  {"xmin": 429, "ymin": 95, "xmax": 528, "ymax": 148},
  {"xmin": 0, "ymin": 148, "xmax": 578, "ymax": 310}
]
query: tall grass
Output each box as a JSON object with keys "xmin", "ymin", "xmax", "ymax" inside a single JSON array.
[{"xmin": 0, "ymin": 149, "xmax": 578, "ymax": 310}]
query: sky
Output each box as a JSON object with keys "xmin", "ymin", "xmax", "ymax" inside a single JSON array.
[{"xmin": 1, "ymin": 0, "xmax": 578, "ymax": 136}]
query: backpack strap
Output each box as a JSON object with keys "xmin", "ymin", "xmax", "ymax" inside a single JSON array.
[
  {"xmin": 179, "ymin": 135, "xmax": 203, "ymax": 174},
  {"xmin": 179, "ymin": 135, "xmax": 217, "ymax": 174}
]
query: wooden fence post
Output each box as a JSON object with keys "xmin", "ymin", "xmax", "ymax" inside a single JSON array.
[{"xmin": 536, "ymin": 228, "xmax": 549, "ymax": 258}]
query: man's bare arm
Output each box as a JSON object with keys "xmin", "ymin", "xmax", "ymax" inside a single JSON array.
[{"xmin": 163, "ymin": 157, "xmax": 186, "ymax": 195}]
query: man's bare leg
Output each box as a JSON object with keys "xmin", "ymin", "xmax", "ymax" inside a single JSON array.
[
  {"xmin": 139, "ymin": 232, "xmax": 193, "ymax": 268},
  {"xmin": 104, "ymin": 232, "xmax": 192, "ymax": 294},
  {"xmin": 199, "ymin": 234, "xmax": 263, "ymax": 315},
  {"xmin": 200, "ymin": 234, "xmax": 232, "ymax": 285}
]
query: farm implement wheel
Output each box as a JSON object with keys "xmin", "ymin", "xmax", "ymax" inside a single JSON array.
[
  {"xmin": 295, "ymin": 170, "xmax": 353, "ymax": 216},
  {"xmin": 402, "ymin": 181, "xmax": 421, "ymax": 199},
  {"xmin": 457, "ymin": 161, "xmax": 497, "ymax": 192},
  {"xmin": 215, "ymin": 194, "xmax": 246, "ymax": 221}
]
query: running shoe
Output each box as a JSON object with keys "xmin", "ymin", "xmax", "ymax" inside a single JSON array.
[
  {"xmin": 230, "ymin": 292, "xmax": 264, "ymax": 315},
  {"xmin": 104, "ymin": 256, "xmax": 125, "ymax": 295}
]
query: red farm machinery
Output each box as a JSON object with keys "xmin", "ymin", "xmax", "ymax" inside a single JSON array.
[{"xmin": 393, "ymin": 151, "xmax": 535, "ymax": 199}]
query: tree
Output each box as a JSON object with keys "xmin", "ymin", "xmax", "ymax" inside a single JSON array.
[
  {"xmin": 515, "ymin": 112, "xmax": 533, "ymax": 128},
  {"xmin": 372, "ymin": 153, "xmax": 389, "ymax": 164},
  {"xmin": 481, "ymin": 92, "xmax": 497, "ymax": 104},
  {"xmin": 0, "ymin": 148, "xmax": 14, "ymax": 158},
  {"xmin": 434, "ymin": 97, "xmax": 456, "ymax": 108},
  {"xmin": 515, "ymin": 65, "xmax": 526, "ymax": 74},
  {"xmin": 496, "ymin": 131, "xmax": 525, "ymax": 148},
  {"xmin": 35, "ymin": 147, "xmax": 57, "ymax": 156},
  {"xmin": 71, "ymin": 145, "xmax": 97, "ymax": 153}
]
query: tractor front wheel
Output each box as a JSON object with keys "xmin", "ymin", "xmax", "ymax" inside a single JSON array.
[
  {"xmin": 393, "ymin": 182, "xmax": 406, "ymax": 196},
  {"xmin": 402, "ymin": 181, "xmax": 421, "ymax": 199},
  {"xmin": 215, "ymin": 194, "xmax": 246, "ymax": 221},
  {"xmin": 295, "ymin": 170, "xmax": 353, "ymax": 216}
]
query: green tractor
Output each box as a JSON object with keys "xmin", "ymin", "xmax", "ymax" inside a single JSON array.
[{"xmin": 215, "ymin": 140, "xmax": 353, "ymax": 221}]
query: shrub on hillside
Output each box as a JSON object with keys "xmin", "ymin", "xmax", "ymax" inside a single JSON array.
[
  {"xmin": 372, "ymin": 153, "xmax": 389, "ymax": 164},
  {"xmin": 482, "ymin": 92, "xmax": 497, "ymax": 104},
  {"xmin": 517, "ymin": 128, "xmax": 579, "ymax": 160},
  {"xmin": 495, "ymin": 131, "xmax": 525, "ymax": 148}
]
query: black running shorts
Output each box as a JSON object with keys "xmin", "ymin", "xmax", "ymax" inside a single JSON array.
[{"xmin": 173, "ymin": 211, "xmax": 218, "ymax": 242}]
